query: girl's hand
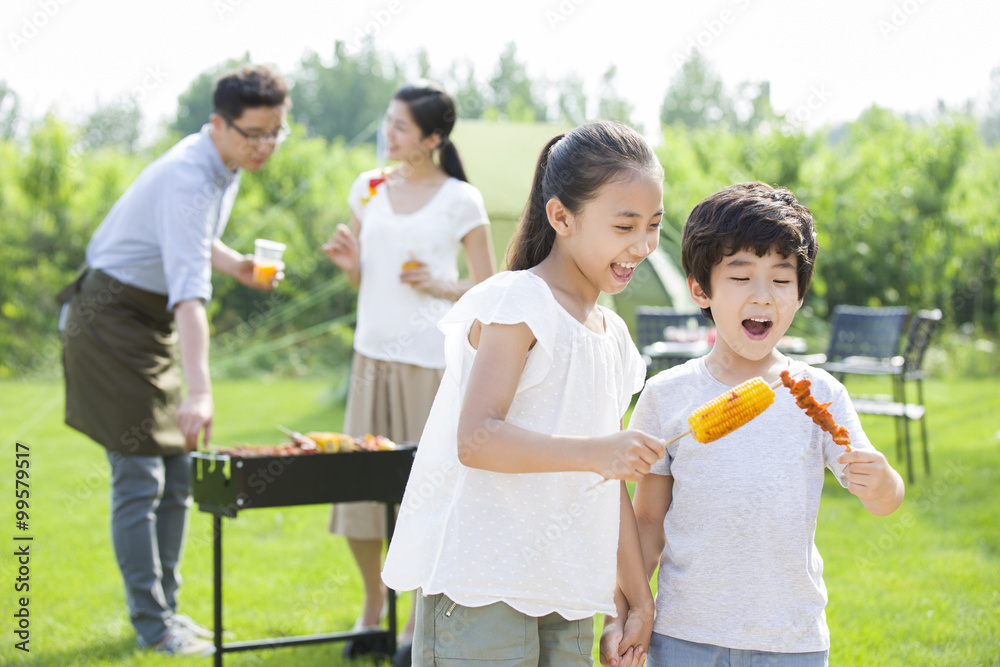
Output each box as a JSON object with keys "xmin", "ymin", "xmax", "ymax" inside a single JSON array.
[
  {"xmin": 322, "ymin": 224, "xmax": 359, "ymax": 274},
  {"xmin": 594, "ymin": 430, "xmax": 665, "ymax": 482},
  {"xmin": 619, "ymin": 604, "xmax": 654, "ymax": 664},
  {"xmin": 601, "ymin": 632, "xmax": 646, "ymax": 667},
  {"xmin": 599, "ymin": 616, "xmax": 628, "ymax": 667}
]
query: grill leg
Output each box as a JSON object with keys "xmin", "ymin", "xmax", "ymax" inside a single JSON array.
[
  {"xmin": 214, "ymin": 515, "xmax": 223, "ymax": 667},
  {"xmin": 385, "ymin": 502, "xmax": 398, "ymax": 656}
]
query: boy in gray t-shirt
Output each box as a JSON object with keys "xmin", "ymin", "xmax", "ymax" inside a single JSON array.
[{"xmin": 600, "ymin": 182, "xmax": 905, "ymax": 667}]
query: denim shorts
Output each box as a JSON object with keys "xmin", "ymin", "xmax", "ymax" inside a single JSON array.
[{"xmin": 648, "ymin": 632, "xmax": 828, "ymax": 667}]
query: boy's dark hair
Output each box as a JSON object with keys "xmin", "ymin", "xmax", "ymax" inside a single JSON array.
[
  {"xmin": 507, "ymin": 120, "xmax": 663, "ymax": 271},
  {"xmin": 392, "ymin": 82, "xmax": 467, "ymax": 182},
  {"xmin": 682, "ymin": 181, "xmax": 818, "ymax": 321},
  {"xmin": 213, "ymin": 64, "xmax": 289, "ymax": 121}
]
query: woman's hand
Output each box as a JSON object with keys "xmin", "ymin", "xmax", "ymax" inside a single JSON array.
[
  {"xmin": 400, "ymin": 260, "xmax": 435, "ymax": 293},
  {"xmin": 323, "ymin": 223, "xmax": 361, "ymax": 287},
  {"xmin": 323, "ymin": 224, "xmax": 360, "ymax": 273}
]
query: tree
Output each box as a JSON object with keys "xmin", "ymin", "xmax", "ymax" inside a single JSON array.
[
  {"xmin": 415, "ymin": 48, "xmax": 432, "ymax": 81},
  {"xmin": 981, "ymin": 64, "xmax": 1000, "ymax": 145},
  {"xmin": 81, "ymin": 100, "xmax": 142, "ymax": 151},
  {"xmin": 289, "ymin": 41, "xmax": 404, "ymax": 143},
  {"xmin": 556, "ymin": 73, "xmax": 587, "ymax": 125},
  {"xmin": 596, "ymin": 65, "xmax": 634, "ymax": 126},
  {"xmin": 488, "ymin": 42, "xmax": 546, "ymax": 122},
  {"xmin": 735, "ymin": 81, "xmax": 777, "ymax": 132},
  {"xmin": 448, "ymin": 61, "xmax": 486, "ymax": 120},
  {"xmin": 0, "ymin": 81, "xmax": 18, "ymax": 140},
  {"xmin": 660, "ymin": 51, "xmax": 735, "ymax": 129}
]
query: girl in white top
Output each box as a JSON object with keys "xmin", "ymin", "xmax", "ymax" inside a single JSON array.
[
  {"xmin": 323, "ymin": 83, "xmax": 496, "ymax": 653},
  {"xmin": 382, "ymin": 121, "xmax": 666, "ymax": 666}
]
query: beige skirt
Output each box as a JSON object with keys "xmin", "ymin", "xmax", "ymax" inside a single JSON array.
[{"xmin": 329, "ymin": 351, "xmax": 444, "ymax": 540}]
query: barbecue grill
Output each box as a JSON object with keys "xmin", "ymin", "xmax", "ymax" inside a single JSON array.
[{"xmin": 191, "ymin": 445, "xmax": 417, "ymax": 665}]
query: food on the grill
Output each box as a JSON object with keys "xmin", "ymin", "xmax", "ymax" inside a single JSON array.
[
  {"xmin": 306, "ymin": 431, "xmax": 360, "ymax": 453},
  {"xmin": 779, "ymin": 370, "xmax": 852, "ymax": 450},
  {"xmin": 686, "ymin": 377, "xmax": 776, "ymax": 443},
  {"xmin": 212, "ymin": 433, "xmax": 397, "ymax": 457}
]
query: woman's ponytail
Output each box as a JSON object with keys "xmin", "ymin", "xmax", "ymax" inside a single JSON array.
[
  {"xmin": 506, "ymin": 134, "xmax": 564, "ymax": 271},
  {"xmin": 437, "ymin": 139, "xmax": 467, "ymax": 182}
]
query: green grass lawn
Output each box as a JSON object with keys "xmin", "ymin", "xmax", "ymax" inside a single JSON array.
[{"xmin": 0, "ymin": 375, "xmax": 998, "ymax": 666}]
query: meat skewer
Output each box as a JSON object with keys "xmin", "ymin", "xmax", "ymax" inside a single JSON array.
[{"xmin": 779, "ymin": 370, "xmax": 852, "ymax": 450}]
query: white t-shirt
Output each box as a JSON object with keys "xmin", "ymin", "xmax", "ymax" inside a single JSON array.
[
  {"xmin": 381, "ymin": 271, "xmax": 648, "ymax": 620},
  {"xmin": 349, "ymin": 168, "xmax": 489, "ymax": 368},
  {"xmin": 629, "ymin": 357, "xmax": 874, "ymax": 653}
]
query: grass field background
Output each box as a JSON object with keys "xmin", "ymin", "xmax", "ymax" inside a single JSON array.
[{"xmin": 0, "ymin": 373, "xmax": 998, "ymax": 666}]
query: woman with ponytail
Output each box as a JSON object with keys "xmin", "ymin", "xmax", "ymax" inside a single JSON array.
[
  {"xmin": 383, "ymin": 121, "xmax": 666, "ymax": 665},
  {"xmin": 322, "ymin": 82, "xmax": 495, "ymax": 659}
]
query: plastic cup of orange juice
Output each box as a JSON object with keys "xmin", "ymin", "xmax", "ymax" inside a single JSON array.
[{"xmin": 253, "ymin": 239, "xmax": 285, "ymax": 284}]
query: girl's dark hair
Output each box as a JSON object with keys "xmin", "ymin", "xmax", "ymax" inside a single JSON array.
[
  {"xmin": 393, "ymin": 83, "xmax": 467, "ymax": 182},
  {"xmin": 213, "ymin": 64, "xmax": 289, "ymax": 120},
  {"xmin": 506, "ymin": 121, "xmax": 663, "ymax": 271},
  {"xmin": 681, "ymin": 181, "xmax": 818, "ymax": 321}
]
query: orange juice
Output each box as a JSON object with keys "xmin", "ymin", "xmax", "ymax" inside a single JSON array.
[
  {"xmin": 253, "ymin": 262, "xmax": 278, "ymax": 284},
  {"xmin": 401, "ymin": 261, "xmax": 423, "ymax": 270}
]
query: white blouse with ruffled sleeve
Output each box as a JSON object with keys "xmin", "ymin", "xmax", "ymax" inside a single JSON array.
[{"xmin": 382, "ymin": 270, "xmax": 647, "ymax": 620}]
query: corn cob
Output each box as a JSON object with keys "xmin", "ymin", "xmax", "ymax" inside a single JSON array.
[
  {"xmin": 586, "ymin": 375, "xmax": 784, "ymax": 492},
  {"xmin": 686, "ymin": 377, "xmax": 776, "ymax": 443}
]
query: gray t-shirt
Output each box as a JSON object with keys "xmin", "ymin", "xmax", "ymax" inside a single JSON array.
[
  {"xmin": 86, "ymin": 125, "xmax": 241, "ymax": 310},
  {"xmin": 630, "ymin": 357, "xmax": 873, "ymax": 653}
]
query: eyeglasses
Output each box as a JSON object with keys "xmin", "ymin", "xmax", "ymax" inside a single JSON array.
[{"xmin": 221, "ymin": 115, "xmax": 289, "ymax": 146}]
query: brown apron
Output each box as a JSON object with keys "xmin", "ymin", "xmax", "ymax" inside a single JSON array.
[{"xmin": 60, "ymin": 268, "xmax": 185, "ymax": 456}]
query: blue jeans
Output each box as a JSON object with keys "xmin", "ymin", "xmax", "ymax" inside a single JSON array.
[
  {"xmin": 648, "ymin": 633, "xmax": 829, "ymax": 667},
  {"xmin": 107, "ymin": 451, "xmax": 191, "ymax": 646}
]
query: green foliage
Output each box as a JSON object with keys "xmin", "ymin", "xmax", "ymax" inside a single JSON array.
[
  {"xmin": 288, "ymin": 42, "xmax": 404, "ymax": 143},
  {"xmin": 81, "ymin": 101, "xmax": 142, "ymax": 152},
  {"xmin": 806, "ymin": 107, "xmax": 980, "ymax": 318},
  {"xmin": 0, "ymin": 79, "xmax": 20, "ymax": 139},
  {"xmin": 597, "ymin": 65, "xmax": 634, "ymax": 126},
  {"xmin": 1, "ymin": 49, "xmax": 998, "ymax": 384},
  {"xmin": 655, "ymin": 101, "xmax": 999, "ymax": 337},
  {"xmin": 661, "ymin": 50, "xmax": 736, "ymax": 129},
  {"xmin": 0, "ymin": 115, "xmax": 148, "ymax": 378},
  {"xmin": 488, "ymin": 42, "xmax": 546, "ymax": 122}
]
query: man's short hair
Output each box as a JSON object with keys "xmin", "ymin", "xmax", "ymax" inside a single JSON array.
[{"xmin": 212, "ymin": 64, "xmax": 289, "ymax": 120}]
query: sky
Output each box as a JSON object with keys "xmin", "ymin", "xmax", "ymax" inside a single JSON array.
[{"xmin": 3, "ymin": 0, "xmax": 999, "ymax": 143}]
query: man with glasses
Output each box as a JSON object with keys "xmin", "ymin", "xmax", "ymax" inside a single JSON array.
[{"xmin": 59, "ymin": 64, "xmax": 289, "ymax": 656}]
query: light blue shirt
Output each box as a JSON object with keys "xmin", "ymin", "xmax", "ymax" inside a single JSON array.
[{"xmin": 86, "ymin": 125, "xmax": 241, "ymax": 310}]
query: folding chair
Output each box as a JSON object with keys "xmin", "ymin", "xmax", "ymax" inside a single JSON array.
[
  {"xmin": 849, "ymin": 309, "xmax": 942, "ymax": 484},
  {"xmin": 634, "ymin": 306, "xmax": 712, "ymax": 375},
  {"xmin": 818, "ymin": 305, "xmax": 911, "ymax": 371}
]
